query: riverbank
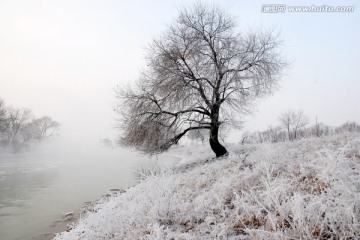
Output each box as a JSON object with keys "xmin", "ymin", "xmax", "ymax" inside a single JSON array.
[
  {"xmin": 31, "ymin": 154, "xmax": 180, "ymax": 240},
  {"xmin": 32, "ymin": 189, "xmax": 126, "ymax": 240},
  {"xmin": 53, "ymin": 133, "xmax": 360, "ymax": 239}
]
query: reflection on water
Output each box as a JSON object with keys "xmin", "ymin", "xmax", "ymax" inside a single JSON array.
[{"xmin": 0, "ymin": 142, "xmax": 147, "ymax": 240}]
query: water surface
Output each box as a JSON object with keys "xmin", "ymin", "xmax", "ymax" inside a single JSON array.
[{"xmin": 0, "ymin": 141, "xmax": 147, "ymax": 240}]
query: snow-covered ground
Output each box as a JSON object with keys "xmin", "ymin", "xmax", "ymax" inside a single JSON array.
[{"xmin": 54, "ymin": 133, "xmax": 360, "ymax": 240}]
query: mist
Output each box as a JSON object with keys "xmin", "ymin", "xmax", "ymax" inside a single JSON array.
[
  {"xmin": 0, "ymin": 133, "xmax": 152, "ymax": 240},
  {"xmin": 0, "ymin": 0, "xmax": 359, "ymax": 239}
]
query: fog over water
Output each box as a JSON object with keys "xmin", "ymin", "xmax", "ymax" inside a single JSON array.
[
  {"xmin": 0, "ymin": 138, "xmax": 149, "ymax": 240},
  {"xmin": 0, "ymin": 0, "xmax": 359, "ymax": 239}
]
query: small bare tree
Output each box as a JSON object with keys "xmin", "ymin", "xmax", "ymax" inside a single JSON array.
[
  {"xmin": 0, "ymin": 99, "xmax": 7, "ymax": 136},
  {"xmin": 279, "ymin": 110, "xmax": 309, "ymax": 140},
  {"xmin": 335, "ymin": 121, "xmax": 360, "ymax": 133},
  {"xmin": 117, "ymin": 3, "xmax": 286, "ymax": 157},
  {"xmin": 100, "ymin": 137, "xmax": 115, "ymax": 149},
  {"xmin": 310, "ymin": 117, "xmax": 331, "ymax": 137},
  {"xmin": 266, "ymin": 125, "xmax": 282, "ymax": 143},
  {"xmin": 33, "ymin": 116, "xmax": 60, "ymax": 138},
  {"xmin": 292, "ymin": 110, "xmax": 309, "ymax": 139},
  {"xmin": 6, "ymin": 107, "xmax": 32, "ymax": 146},
  {"xmin": 0, "ymin": 99, "xmax": 60, "ymax": 151},
  {"xmin": 279, "ymin": 110, "xmax": 292, "ymax": 140}
]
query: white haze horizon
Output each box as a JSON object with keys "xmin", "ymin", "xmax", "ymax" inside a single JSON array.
[{"xmin": 0, "ymin": 0, "xmax": 359, "ymax": 145}]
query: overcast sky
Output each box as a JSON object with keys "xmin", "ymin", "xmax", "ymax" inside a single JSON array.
[{"xmin": 0, "ymin": 0, "xmax": 359, "ymax": 144}]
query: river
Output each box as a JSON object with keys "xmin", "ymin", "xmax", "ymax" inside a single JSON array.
[{"xmin": 0, "ymin": 140, "xmax": 148, "ymax": 240}]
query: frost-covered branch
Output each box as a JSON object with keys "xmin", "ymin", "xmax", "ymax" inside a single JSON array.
[{"xmin": 116, "ymin": 3, "xmax": 286, "ymax": 156}]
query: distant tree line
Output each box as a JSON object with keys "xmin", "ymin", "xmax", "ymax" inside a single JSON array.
[
  {"xmin": 0, "ymin": 98, "xmax": 60, "ymax": 152},
  {"xmin": 241, "ymin": 109, "xmax": 360, "ymax": 144}
]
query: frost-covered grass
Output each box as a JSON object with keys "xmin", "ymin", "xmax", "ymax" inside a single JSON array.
[{"xmin": 54, "ymin": 133, "xmax": 360, "ymax": 240}]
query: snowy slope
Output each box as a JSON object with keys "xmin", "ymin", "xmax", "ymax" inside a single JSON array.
[{"xmin": 54, "ymin": 133, "xmax": 360, "ymax": 240}]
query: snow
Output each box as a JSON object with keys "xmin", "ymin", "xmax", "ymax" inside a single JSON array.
[{"xmin": 54, "ymin": 133, "xmax": 360, "ymax": 239}]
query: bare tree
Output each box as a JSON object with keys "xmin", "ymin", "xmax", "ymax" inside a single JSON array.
[
  {"xmin": 6, "ymin": 108, "xmax": 32, "ymax": 146},
  {"xmin": 335, "ymin": 121, "xmax": 360, "ymax": 133},
  {"xmin": 117, "ymin": 3, "xmax": 286, "ymax": 157},
  {"xmin": 266, "ymin": 125, "xmax": 282, "ymax": 143},
  {"xmin": 279, "ymin": 110, "xmax": 309, "ymax": 140},
  {"xmin": 313, "ymin": 116, "xmax": 321, "ymax": 137},
  {"xmin": 0, "ymin": 99, "xmax": 7, "ymax": 136},
  {"xmin": 100, "ymin": 137, "xmax": 115, "ymax": 149},
  {"xmin": 292, "ymin": 110, "xmax": 309, "ymax": 139},
  {"xmin": 279, "ymin": 110, "xmax": 292, "ymax": 140},
  {"xmin": 33, "ymin": 116, "xmax": 60, "ymax": 138},
  {"xmin": 309, "ymin": 117, "xmax": 331, "ymax": 137},
  {"xmin": 0, "ymin": 98, "xmax": 60, "ymax": 152}
]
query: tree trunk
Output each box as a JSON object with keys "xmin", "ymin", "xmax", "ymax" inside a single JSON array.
[
  {"xmin": 209, "ymin": 124, "xmax": 228, "ymax": 157},
  {"xmin": 287, "ymin": 126, "xmax": 291, "ymax": 141}
]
